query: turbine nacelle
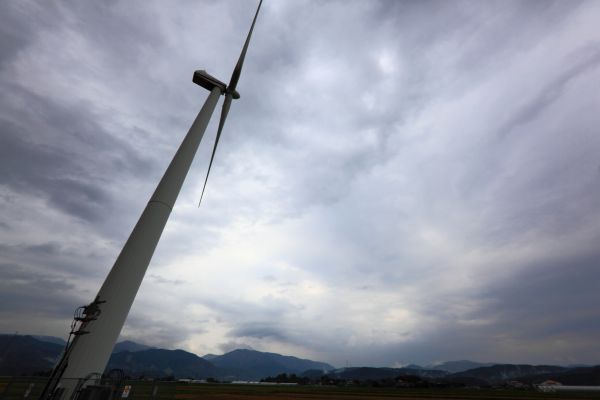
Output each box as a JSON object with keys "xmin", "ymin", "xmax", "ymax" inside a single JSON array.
[{"xmin": 193, "ymin": 70, "xmax": 240, "ymax": 99}]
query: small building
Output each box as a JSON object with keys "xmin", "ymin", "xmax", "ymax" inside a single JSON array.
[{"xmin": 540, "ymin": 380, "xmax": 562, "ymax": 386}]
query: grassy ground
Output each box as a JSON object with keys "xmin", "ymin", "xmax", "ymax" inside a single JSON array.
[
  {"xmin": 1, "ymin": 377, "xmax": 597, "ymax": 400},
  {"xmin": 174, "ymin": 383, "xmax": 599, "ymax": 400}
]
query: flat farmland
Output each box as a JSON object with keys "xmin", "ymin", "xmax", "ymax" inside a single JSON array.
[
  {"xmin": 175, "ymin": 383, "xmax": 599, "ymax": 400},
  {"xmin": 2, "ymin": 378, "xmax": 598, "ymax": 400}
]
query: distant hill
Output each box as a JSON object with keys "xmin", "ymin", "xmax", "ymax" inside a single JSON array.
[
  {"xmin": 112, "ymin": 340, "xmax": 154, "ymax": 353},
  {"xmin": 24, "ymin": 336, "xmax": 153, "ymax": 354},
  {"xmin": 558, "ymin": 366, "xmax": 600, "ymax": 385},
  {"xmin": 32, "ymin": 335, "xmax": 67, "ymax": 346},
  {"xmin": 107, "ymin": 348, "xmax": 334, "ymax": 380},
  {"xmin": 308, "ymin": 364, "xmax": 600, "ymax": 387},
  {"xmin": 0, "ymin": 334, "xmax": 63, "ymax": 375},
  {"xmin": 428, "ymin": 360, "xmax": 495, "ymax": 373},
  {"xmin": 322, "ymin": 367, "xmax": 447, "ymax": 381},
  {"xmin": 511, "ymin": 365, "xmax": 600, "ymax": 385},
  {"xmin": 107, "ymin": 349, "xmax": 216, "ymax": 379},
  {"xmin": 11, "ymin": 334, "xmax": 596, "ymax": 384},
  {"xmin": 451, "ymin": 364, "xmax": 567, "ymax": 384},
  {"xmin": 0, "ymin": 335, "xmax": 335, "ymax": 380},
  {"xmin": 0, "ymin": 336, "xmax": 156, "ymax": 376},
  {"xmin": 209, "ymin": 349, "xmax": 334, "ymax": 380}
]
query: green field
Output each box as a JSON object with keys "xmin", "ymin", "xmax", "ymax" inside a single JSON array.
[
  {"xmin": 1, "ymin": 377, "xmax": 598, "ymax": 400},
  {"xmin": 174, "ymin": 383, "xmax": 600, "ymax": 400}
]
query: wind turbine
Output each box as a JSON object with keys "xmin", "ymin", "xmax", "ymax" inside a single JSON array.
[{"xmin": 40, "ymin": 2, "xmax": 263, "ymax": 399}]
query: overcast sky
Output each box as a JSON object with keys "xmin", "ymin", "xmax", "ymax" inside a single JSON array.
[{"xmin": 1, "ymin": 0, "xmax": 600, "ymax": 368}]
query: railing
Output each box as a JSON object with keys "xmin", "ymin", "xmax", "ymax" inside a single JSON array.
[{"xmin": 0, "ymin": 378, "xmax": 177, "ymax": 400}]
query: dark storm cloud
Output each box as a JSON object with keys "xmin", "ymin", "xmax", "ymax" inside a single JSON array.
[
  {"xmin": 55, "ymin": 0, "xmax": 166, "ymax": 67},
  {"xmin": 220, "ymin": 0, "xmax": 588, "ymax": 219},
  {"xmin": 1, "ymin": 0, "xmax": 600, "ymax": 368},
  {"xmin": 480, "ymin": 250, "xmax": 600, "ymax": 340},
  {"xmin": 0, "ymin": 241, "xmax": 105, "ymax": 280},
  {"xmin": 359, "ymin": 253, "xmax": 600, "ymax": 364},
  {"xmin": 0, "ymin": 263, "xmax": 78, "ymax": 316},
  {"xmin": 0, "ymin": 0, "xmax": 169, "ymax": 232},
  {"xmin": 0, "ymin": 2, "xmax": 60, "ymax": 69},
  {"xmin": 0, "ymin": 1, "xmax": 164, "ymax": 72},
  {"xmin": 0, "ymin": 123, "xmax": 108, "ymax": 223},
  {"xmin": 0, "ymin": 83, "xmax": 155, "ymax": 225},
  {"xmin": 0, "ymin": 14, "xmax": 32, "ymax": 69},
  {"xmin": 0, "ymin": 239, "xmax": 111, "ymax": 336},
  {"xmin": 361, "ymin": 249, "xmax": 600, "ymax": 366}
]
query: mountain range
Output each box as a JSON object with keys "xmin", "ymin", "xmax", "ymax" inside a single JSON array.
[
  {"xmin": 0, "ymin": 334, "xmax": 333, "ymax": 380},
  {"xmin": 1, "ymin": 334, "xmax": 598, "ymax": 385},
  {"xmin": 108, "ymin": 348, "xmax": 216, "ymax": 379},
  {"xmin": 425, "ymin": 360, "xmax": 496, "ymax": 373},
  {"xmin": 112, "ymin": 340, "xmax": 155, "ymax": 353},
  {"xmin": 328, "ymin": 366, "xmax": 448, "ymax": 380},
  {"xmin": 209, "ymin": 348, "xmax": 333, "ymax": 380},
  {"xmin": 306, "ymin": 365, "xmax": 600, "ymax": 386},
  {"xmin": 0, "ymin": 335, "xmax": 64, "ymax": 376}
]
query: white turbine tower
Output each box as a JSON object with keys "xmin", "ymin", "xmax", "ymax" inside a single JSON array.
[{"xmin": 41, "ymin": 2, "xmax": 263, "ymax": 399}]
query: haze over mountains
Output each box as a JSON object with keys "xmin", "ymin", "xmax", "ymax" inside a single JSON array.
[{"xmin": 1, "ymin": 335, "xmax": 598, "ymax": 385}]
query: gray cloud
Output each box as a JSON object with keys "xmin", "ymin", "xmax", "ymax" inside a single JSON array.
[
  {"xmin": 119, "ymin": 313, "xmax": 203, "ymax": 350},
  {"xmin": 0, "ymin": 84, "xmax": 156, "ymax": 227},
  {"xmin": 0, "ymin": 263, "xmax": 76, "ymax": 314},
  {"xmin": 218, "ymin": 341, "xmax": 254, "ymax": 354},
  {"xmin": 149, "ymin": 274, "xmax": 185, "ymax": 286},
  {"xmin": 229, "ymin": 322, "xmax": 290, "ymax": 342},
  {"xmin": 480, "ymin": 250, "xmax": 600, "ymax": 340},
  {"xmin": 1, "ymin": 0, "xmax": 600, "ymax": 368},
  {"xmin": 499, "ymin": 43, "xmax": 600, "ymax": 138}
]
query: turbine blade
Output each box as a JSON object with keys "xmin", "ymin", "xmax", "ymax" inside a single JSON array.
[
  {"xmin": 198, "ymin": 0, "xmax": 261, "ymax": 206},
  {"xmin": 199, "ymin": 94, "xmax": 233, "ymax": 206},
  {"xmin": 228, "ymin": 0, "xmax": 263, "ymax": 91}
]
